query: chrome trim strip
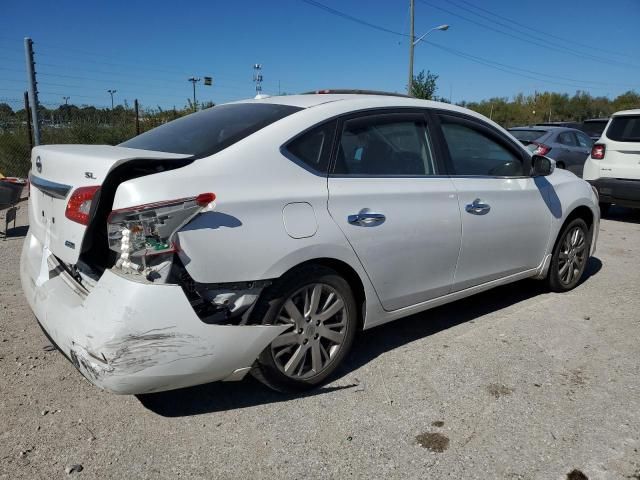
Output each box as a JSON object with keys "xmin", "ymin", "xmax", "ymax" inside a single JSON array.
[{"xmin": 30, "ymin": 174, "xmax": 72, "ymax": 199}]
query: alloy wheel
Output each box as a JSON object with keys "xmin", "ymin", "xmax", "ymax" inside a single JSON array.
[
  {"xmin": 557, "ymin": 225, "xmax": 587, "ymax": 285},
  {"xmin": 270, "ymin": 283, "xmax": 347, "ymax": 379}
]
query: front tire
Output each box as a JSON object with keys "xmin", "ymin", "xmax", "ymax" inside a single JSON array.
[
  {"xmin": 546, "ymin": 218, "xmax": 591, "ymax": 292},
  {"xmin": 250, "ymin": 265, "xmax": 358, "ymax": 392}
]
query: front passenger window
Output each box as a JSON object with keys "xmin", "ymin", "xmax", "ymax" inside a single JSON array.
[{"xmin": 440, "ymin": 118, "xmax": 524, "ymax": 176}]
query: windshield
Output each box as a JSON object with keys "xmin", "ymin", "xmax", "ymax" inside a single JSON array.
[
  {"xmin": 120, "ymin": 103, "xmax": 302, "ymax": 156},
  {"xmin": 606, "ymin": 116, "xmax": 640, "ymax": 142},
  {"xmin": 509, "ymin": 129, "xmax": 547, "ymax": 143}
]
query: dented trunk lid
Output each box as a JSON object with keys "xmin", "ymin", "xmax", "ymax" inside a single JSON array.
[{"xmin": 28, "ymin": 145, "xmax": 190, "ymax": 265}]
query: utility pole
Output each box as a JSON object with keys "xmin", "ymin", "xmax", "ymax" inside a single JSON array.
[
  {"xmin": 253, "ymin": 64, "xmax": 263, "ymax": 96},
  {"xmin": 107, "ymin": 89, "xmax": 117, "ymax": 109},
  {"xmin": 63, "ymin": 96, "xmax": 70, "ymax": 105},
  {"xmin": 188, "ymin": 77, "xmax": 200, "ymax": 111},
  {"xmin": 408, "ymin": 0, "xmax": 415, "ymax": 95},
  {"xmin": 24, "ymin": 37, "xmax": 40, "ymax": 146},
  {"xmin": 134, "ymin": 99, "xmax": 140, "ymax": 135}
]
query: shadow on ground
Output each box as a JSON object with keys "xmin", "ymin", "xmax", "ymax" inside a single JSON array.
[
  {"xmin": 3, "ymin": 225, "xmax": 29, "ymax": 239},
  {"xmin": 602, "ymin": 206, "xmax": 640, "ymax": 224},
  {"xmin": 138, "ymin": 257, "xmax": 602, "ymax": 417}
]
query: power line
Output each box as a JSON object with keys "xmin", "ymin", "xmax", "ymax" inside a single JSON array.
[
  {"xmin": 299, "ymin": 0, "xmax": 405, "ymax": 36},
  {"xmin": 296, "ymin": 0, "xmax": 633, "ymax": 91},
  {"xmin": 454, "ymin": 0, "xmax": 638, "ymax": 61},
  {"xmin": 417, "ymin": 0, "xmax": 640, "ymax": 70}
]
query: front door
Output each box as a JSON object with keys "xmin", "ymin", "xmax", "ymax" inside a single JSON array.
[
  {"xmin": 436, "ymin": 113, "xmax": 552, "ymax": 291},
  {"xmin": 327, "ymin": 111, "xmax": 461, "ymax": 311}
]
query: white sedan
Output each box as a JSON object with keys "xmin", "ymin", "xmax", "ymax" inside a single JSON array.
[{"xmin": 21, "ymin": 91, "xmax": 599, "ymax": 394}]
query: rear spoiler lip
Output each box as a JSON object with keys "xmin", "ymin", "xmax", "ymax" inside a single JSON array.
[{"xmin": 29, "ymin": 173, "xmax": 72, "ymax": 199}]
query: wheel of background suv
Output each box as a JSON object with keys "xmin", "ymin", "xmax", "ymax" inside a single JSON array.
[
  {"xmin": 556, "ymin": 162, "xmax": 566, "ymax": 169},
  {"xmin": 546, "ymin": 217, "xmax": 591, "ymax": 292},
  {"xmin": 599, "ymin": 202, "xmax": 610, "ymax": 215},
  {"xmin": 250, "ymin": 265, "xmax": 357, "ymax": 392}
]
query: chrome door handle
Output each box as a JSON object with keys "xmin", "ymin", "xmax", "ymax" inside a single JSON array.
[
  {"xmin": 465, "ymin": 199, "xmax": 491, "ymax": 215},
  {"xmin": 348, "ymin": 212, "xmax": 386, "ymax": 226}
]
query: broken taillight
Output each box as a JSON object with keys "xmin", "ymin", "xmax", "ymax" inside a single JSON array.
[
  {"xmin": 107, "ymin": 193, "xmax": 215, "ymax": 276},
  {"xmin": 65, "ymin": 186, "xmax": 100, "ymax": 225}
]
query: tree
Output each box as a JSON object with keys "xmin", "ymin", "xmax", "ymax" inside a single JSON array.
[{"xmin": 410, "ymin": 70, "xmax": 438, "ymax": 100}]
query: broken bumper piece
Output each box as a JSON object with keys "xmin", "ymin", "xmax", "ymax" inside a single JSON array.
[{"xmin": 20, "ymin": 232, "xmax": 288, "ymax": 394}]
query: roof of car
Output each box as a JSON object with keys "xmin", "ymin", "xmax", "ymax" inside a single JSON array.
[
  {"xmin": 233, "ymin": 92, "xmax": 488, "ymax": 119},
  {"xmin": 612, "ymin": 109, "xmax": 640, "ymax": 117},
  {"xmin": 509, "ymin": 126, "xmax": 575, "ymax": 131}
]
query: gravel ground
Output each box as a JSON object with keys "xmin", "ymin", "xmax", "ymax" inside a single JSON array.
[{"xmin": 1, "ymin": 203, "xmax": 639, "ymax": 480}]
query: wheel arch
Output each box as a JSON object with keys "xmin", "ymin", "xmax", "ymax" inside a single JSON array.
[
  {"xmin": 276, "ymin": 258, "xmax": 367, "ymax": 330},
  {"xmin": 550, "ymin": 204, "xmax": 595, "ymax": 257}
]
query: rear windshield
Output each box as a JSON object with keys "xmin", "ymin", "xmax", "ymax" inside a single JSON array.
[
  {"xmin": 581, "ymin": 120, "xmax": 608, "ymax": 138},
  {"xmin": 120, "ymin": 103, "xmax": 302, "ymax": 156},
  {"xmin": 509, "ymin": 129, "xmax": 547, "ymax": 143},
  {"xmin": 606, "ymin": 116, "xmax": 640, "ymax": 142}
]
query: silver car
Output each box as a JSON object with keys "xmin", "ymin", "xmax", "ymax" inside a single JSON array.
[{"xmin": 509, "ymin": 126, "xmax": 594, "ymax": 177}]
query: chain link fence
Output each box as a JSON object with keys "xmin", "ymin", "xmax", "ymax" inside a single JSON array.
[{"xmin": 0, "ymin": 99, "xmax": 192, "ymax": 178}]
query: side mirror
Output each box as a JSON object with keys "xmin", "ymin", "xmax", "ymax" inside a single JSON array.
[{"xmin": 531, "ymin": 155, "xmax": 555, "ymax": 176}]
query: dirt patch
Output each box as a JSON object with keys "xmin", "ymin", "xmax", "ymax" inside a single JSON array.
[
  {"xmin": 486, "ymin": 383, "xmax": 514, "ymax": 399},
  {"xmin": 567, "ymin": 469, "xmax": 588, "ymax": 480},
  {"xmin": 431, "ymin": 420, "xmax": 444, "ymax": 427},
  {"xmin": 415, "ymin": 432, "xmax": 449, "ymax": 452}
]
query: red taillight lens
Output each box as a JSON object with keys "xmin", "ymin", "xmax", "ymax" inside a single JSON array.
[
  {"xmin": 65, "ymin": 186, "xmax": 100, "ymax": 225},
  {"xmin": 533, "ymin": 143, "xmax": 551, "ymax": 156},
  {"xmin": 195, "ymin": 192, "xmax": 216, "ymax": 206},
  {"xmin": 591, "ymin": 144, "xmax": 606, "ymax": 160}
]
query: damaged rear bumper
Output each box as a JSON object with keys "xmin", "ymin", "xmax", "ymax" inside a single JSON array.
[{"xmin": 20, "ymin": 232, "xmax": 288, "ymax": 394}]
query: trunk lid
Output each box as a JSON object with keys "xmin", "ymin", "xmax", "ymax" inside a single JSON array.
[{"xmin": 28, "ymin": 145, "xmax": 190, "ymax": 265}]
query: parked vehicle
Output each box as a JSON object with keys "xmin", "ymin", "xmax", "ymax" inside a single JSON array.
[
  {"xmin": 583, "ymin": 109, "xmax": 640, "ymax": 212},
  {"xmin": 21, "ymin": 92, "xmax": 600, "ymax": 394},
  {"xmin": 581, "ymin": 118, "xmax": 610, "ymax": 141},
  {"xmin": 509, "ymin": 126, "xmax": 593, "ymax": 177},
  {"xmin": 536, "ymin": 121, "xmax": 583, "ymax": 130}
]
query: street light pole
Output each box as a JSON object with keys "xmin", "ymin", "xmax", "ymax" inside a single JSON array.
[
  {"xmin": 408, "ymin": 20, "xmax": 450, "ymax": 95},
  {"xmin": 188, "ymin": 77, "xmax": 201, "ymax": 111},
  {"xmin": 107, "ymin": 89, "xmax": 117, "ymax": 109},
  {"xmin": 63, "ymin": 96, "xmax": 70, "ymax": 105},
  {"xmin": 408, "ymin": 0, "xmax": 415, "ymax": 94}
]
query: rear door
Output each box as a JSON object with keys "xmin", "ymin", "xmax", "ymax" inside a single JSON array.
[
  {"xmin": 434, "ymin": 113, "xmax": 551, "ymax": 291},
  {"xmin": 600, "ymin": 114, "xmax": 640, "ymax": 179},
  {"xmin": 327, "ymin": 110, "xmax": 461, "ymax": 311}
]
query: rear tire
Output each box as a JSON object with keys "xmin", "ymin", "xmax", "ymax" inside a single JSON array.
[
  {"xmin": 546, "ymin": 218, "xmax": 591, "ymax": 292},
  {"xmin": 250, "ymin": 265, "xmax": 357, "ymax": 393},
  {"xmin": 556, "ymin": 162, "xmax": 566, "ymax": 169},
  {"xmin": 599, "ymin": 202, "xmax": 610, "ymax": 215}
]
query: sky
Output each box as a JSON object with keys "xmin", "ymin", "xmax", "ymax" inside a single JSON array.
[{"xmin": 1, "ymin": 0, "xmax": 639, "ymax": 111}]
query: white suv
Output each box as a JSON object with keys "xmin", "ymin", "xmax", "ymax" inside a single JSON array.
[
  {"xmin": 583, "ymin": 109, "xmax": 640, "ymax": 212},
  {"xmin": 21, "ymin": 92, "xmax": 599, "ymax": 394}
]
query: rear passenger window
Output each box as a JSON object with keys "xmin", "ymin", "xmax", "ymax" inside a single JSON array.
[
  {"xmin": 285, "ymin": 121, "xmax": 336, "ymax": 173},
  {"xmin": 576, "ymin": 132, "xmax": 592, "ymax": 148},
  {"xmin": 333, "ymin": 114, "xmax": 435, "ymax": 176},
  {"xmin": 558, "ymin": 132, "xmax": 578, "ymax": 146},
  {"xmin": 439, "ymin": 117, "xmax": 524, "ymax": 176}
]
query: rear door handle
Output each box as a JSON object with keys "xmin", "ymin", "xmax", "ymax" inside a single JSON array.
[
  {"xmin": 465, "ymin": 199, "xmax": 491, "ymax": 215},
  {"xmin": 348, "ymin": 212, "xmax": 386, "ymax": 226}
]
